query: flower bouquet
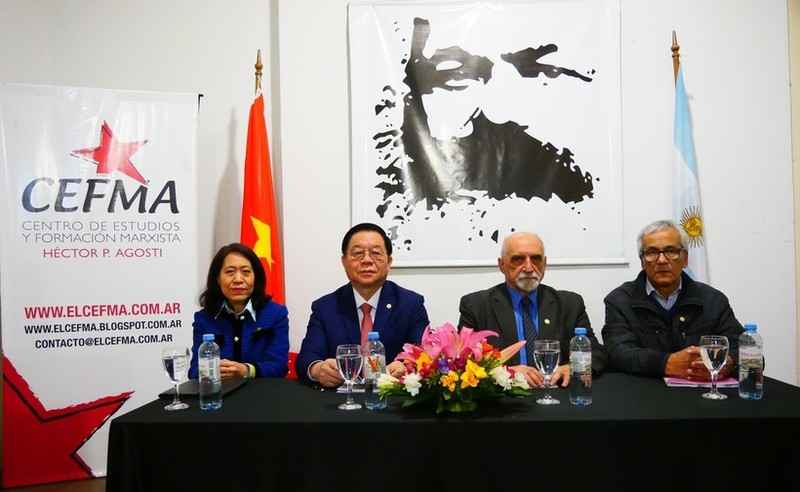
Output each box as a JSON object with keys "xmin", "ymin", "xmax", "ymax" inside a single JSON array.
[{"xmin": 377, "ymin": 323, "xmax": 532, "ymax": 413}]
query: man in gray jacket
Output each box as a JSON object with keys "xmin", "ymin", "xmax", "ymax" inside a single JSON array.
[{"xmin": 602, "ymin": 219, "xmax": 744, "ymax": 379}]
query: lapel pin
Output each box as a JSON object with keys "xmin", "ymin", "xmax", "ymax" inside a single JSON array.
[
  {"xmin": 544, "ymin": 319, "xmax": 551, "ymax": 325},
  {"xmin": 386, "ymin": 303, "xmax": 392, "ymax": 309},
  {"xmin": 679, "ymin": 316, "xmax": 685, "ymax": 322}
]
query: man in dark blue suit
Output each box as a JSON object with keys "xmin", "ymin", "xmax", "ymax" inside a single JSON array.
[{"xmin": 296, "ymin": 223, "xmax": 430, "ymax": 388}]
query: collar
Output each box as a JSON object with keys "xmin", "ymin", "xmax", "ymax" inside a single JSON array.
[
  {"xmin": 214, "ymin": 299, "xmax": 256, "ymax": 320},
  {"xmin": 645, "ymin": 277, "xmax": 682, "ymax": 299},
  {"xmin": 353, "ymin": 285, "xmax": 382, "ymax": 310},
  {"xmin": 506, "ymin": 284, "xmax": 538, "ymax": 310}
]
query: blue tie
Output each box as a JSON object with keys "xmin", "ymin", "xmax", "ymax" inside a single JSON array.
[{"xmin": 521, "ymin": 296, "xmax": 537, "ymax": 353}]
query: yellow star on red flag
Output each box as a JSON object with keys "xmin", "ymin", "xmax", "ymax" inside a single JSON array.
[{"xmin": 250, "ymin": 216, "xmax": 275, "ymax": 268}]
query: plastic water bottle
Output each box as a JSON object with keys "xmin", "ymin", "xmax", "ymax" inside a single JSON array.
[
  {"xmin": 198, "ymin": 333, "xmax": 222, "ymax": 410},
  {"xmin": 363, "ymin": 331, "xmax": 387, "ymax": 410},
  {"xmin": 738, "ymin": 323, "xmax": 764, "ymax": 400},
  {"xmin": 569, "ymin": 327, "xmax": 592, "ymax": 406}
]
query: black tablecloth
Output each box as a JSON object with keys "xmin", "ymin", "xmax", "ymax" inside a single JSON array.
[{"xmin": 107, "ymin": 373, "xmax": 800, "ymax": 491}]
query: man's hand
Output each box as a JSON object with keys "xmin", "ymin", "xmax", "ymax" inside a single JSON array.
[
  {"xmin": 550, "ymin": 364, "xmax": 570, "ymax": 387},
  {"xmin": 311, "ymin": 358, "xmax": 344, "ymax": 388},
  {"xmin": 387, "ymin": 360, "xmax": 406, "ymax": 377},
  {"xmin": 510, "ymin": 364, "xmax": 544, "ymax": 387},
  {"xmin": 665, "ymin": 346, "xmax": 701, "ymax": 378}
]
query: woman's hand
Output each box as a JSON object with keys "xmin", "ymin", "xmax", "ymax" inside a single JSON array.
[{"xmin": 220, "ymin": 359, "xmax": 246, "ymax": 379}]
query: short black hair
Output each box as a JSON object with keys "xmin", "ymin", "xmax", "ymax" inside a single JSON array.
[
  {"xmin": 340, "ymin": 222, "xmax": 392, "ymax": 256},
  {"xmin": 199, "ymin": 243, "xmax": 270, "ymax": 312}
]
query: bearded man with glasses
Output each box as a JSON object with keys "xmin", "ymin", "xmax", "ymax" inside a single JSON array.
[
  {"xmin": 296, "ymin": 222, "xmax": 430, "ymax": 388},
  {"xmin": 602, "ymin": 219, "xmax": 745, "ymax": 379}
]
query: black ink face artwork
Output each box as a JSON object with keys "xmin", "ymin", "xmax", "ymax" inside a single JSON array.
[{"xmin": 371, "ymin": 17, "xmax": 599, "ymax": 250}]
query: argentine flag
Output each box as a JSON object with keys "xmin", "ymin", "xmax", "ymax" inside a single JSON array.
[{"xmin": 673, "ymin": 65, "xmax": 708, "ymax": 283}]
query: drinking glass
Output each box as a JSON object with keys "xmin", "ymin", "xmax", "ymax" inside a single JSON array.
[
  {"xmin": 699, "ymin": 335, "xmax": 729, "ymax": 400},
  {"xmin": 533, "ymin": 339, "xmax": 561, "ymax": 405},
  {"xmin": 336, "ymin": 344, "xmax": 363, "ymax": 410},
  {"xmin": 162, "ymin": 346, "xmax": 191, "ymax": 410}
]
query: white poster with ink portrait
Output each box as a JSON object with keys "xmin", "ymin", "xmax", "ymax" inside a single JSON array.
[{"xmin": 349, "ymin": 0, "xmax": 623, "ymax": 266}]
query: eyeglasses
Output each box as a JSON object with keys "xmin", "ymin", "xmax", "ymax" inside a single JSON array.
[
  {"xmin": 506, "ymin": 254, "xmax": 544, "ymax": 268},
  {"xmin": 640, "ymin": 247, "xmax": 685, "ymax": 262},
  {"xmin": 346, "ymin": 249, "xmax": 387, "ymax": 263}
]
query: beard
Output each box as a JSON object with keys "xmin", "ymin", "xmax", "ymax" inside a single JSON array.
[{"xmin": 515, "ymin": 273, "xmax": 540, "ymax": 294}]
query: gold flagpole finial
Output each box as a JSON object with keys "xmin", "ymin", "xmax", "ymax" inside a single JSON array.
[
  {"xmin": 255, "ymin": 49, "xmax": 263, "ymax": 95},
  {"xmin": 671, "ymin": 31, "xmax": 681, "ymax": 85}
]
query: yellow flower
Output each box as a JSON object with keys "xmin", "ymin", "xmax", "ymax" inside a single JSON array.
[
  {"xmin": 383, "ymin": 324, "xmax": 535, "ymax": 413},
  {"xmin": 460, "ymin": 359, "xmax": 488, "ymax": 389},
  {"xmin": 440, "ymin": 371, "xmax": 459, "ymax": 392},
  {"xmin": 415, "ymin": 352, "xmax": 433, "ymax": 372}
]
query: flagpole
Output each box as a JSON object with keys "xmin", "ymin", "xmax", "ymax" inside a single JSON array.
[
  {"xmin": 671, "ymin": 31, "xmax": 680, "ymax": 85},
  {"xmin": 255, "ymin": 49, "xmax": 263, "ymax": 95}
]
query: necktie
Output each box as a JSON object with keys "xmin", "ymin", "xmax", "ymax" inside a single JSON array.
[
  {"xmin": 521, "ymin": 296, "xmax": 537, "ymax": 355},
  {"xmin": 360, "ymin": 303, "xmax": 373, "ymax": 348}
]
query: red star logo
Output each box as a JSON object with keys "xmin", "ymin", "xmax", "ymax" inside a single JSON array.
[
  {"xmin": 72, "ymin": 121, "xmax": 149, "ymax": 185},
  {"xmin": 2, "ymin": 356, "xmax": 133, "ymax": 488}
]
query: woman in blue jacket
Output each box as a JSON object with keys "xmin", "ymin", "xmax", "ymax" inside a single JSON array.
[{"xmin": 188, "ymin": 243, "xmax": 289, "ymax": 379}]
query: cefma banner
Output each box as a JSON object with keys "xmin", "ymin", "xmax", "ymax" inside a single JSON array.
[{"xmin": 0, "ymin": 84, "xmax": 199, "ymax": 487}]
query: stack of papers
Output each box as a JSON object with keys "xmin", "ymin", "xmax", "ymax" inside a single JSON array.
[
  {"xmin": 663, "ymin": 376, "xmax": 739, "ymax": 388},
  {"xmin": 336, "ymin": 384, "xmax": 365, "ymax": 394}
]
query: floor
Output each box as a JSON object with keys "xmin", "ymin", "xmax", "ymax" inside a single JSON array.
[{"xmin": 2, "ymin": 478, "xmax": 105, "ymax": 491}]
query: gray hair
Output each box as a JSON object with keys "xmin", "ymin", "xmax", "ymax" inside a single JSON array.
[
  {"xmin": 500, "ymin": 231, "xmax": 546, "ymax": 257},
  {"xmin": 636, "ymin": 219, "xmax": 689, "ymax": 252}
]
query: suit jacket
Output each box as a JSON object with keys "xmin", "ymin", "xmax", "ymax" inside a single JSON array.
[
  {"xmin": 458, "ymin": 282, "xmax": 607, "ymax": 374},
  {"xmin": 188, "ymin": 301, "xmax": 290, "ymax": 379},
  {"xmin": 296, "ymin": 280, "xmax": 430, "ymax": 384}
]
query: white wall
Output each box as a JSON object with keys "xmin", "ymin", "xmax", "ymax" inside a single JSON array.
[
  {"xmin": 2, "ymin": 0, "xmax": 796, "ymax": 385},
  {"xmin": 280, "ymin": 0, "xmax": 797, "ymax": 384}
]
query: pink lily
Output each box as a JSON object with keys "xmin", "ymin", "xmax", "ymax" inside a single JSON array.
[
  {"xmin": 498, "ymin": 340, "xmax": 526, "ymax": 364},
  {"xmin": 435, "ymin": 323, "xmax": 497, "ymax": 361},
  {"xmin": 395, "ymin": 325, "xmax": 440, "ymax": 367}
]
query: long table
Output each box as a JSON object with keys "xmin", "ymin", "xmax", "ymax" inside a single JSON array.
[{"xmin": 106, "ymin": 373, "xmax": 800, "ymax": 491}]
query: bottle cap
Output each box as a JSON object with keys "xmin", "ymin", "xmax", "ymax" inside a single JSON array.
[
  {"xmin": 367, "ymin": 331, "xmax": 379, "ymax": 340},
  {"xmin": 744, "ymin": 323, "xmax": 757, "ymax": 331},
  {"xmin": 202, "ymin": 333, "xmax": 215, "ymax": 342},
  {"xmin": 574, "ymin": 327, "xmax": 587, "ymax": 336}
]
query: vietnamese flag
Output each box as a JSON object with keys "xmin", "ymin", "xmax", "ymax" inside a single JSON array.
[{"xmin": 240, "ymin": 92, "xmax": 284, "ymax": 305}]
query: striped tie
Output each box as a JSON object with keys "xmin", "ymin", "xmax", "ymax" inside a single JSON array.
[{"xmin": 521, "ymin": 296, "xmax": 537, "ymax": 356}]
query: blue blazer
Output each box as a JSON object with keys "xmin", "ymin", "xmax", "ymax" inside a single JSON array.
[
  {"xmin": 296, "ymin": 280, "xmax": 429, "ymax": 384},
  {"xmin": 188, "ymin": 301, "xmax": 290, "ymax": 379}
]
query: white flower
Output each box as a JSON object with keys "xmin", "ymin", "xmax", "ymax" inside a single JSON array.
[
  {"xmin": 402, "ymin": 372, "xmax": 422, "ymax": 396},
  {"xmin": 377, "ymin": 372, "xmax": 399, "ymax": 390},
  {"xmin": 513, "ymin": 371, "xmax": 530, "ymax": 389},
  {"xmin": 490, "ymin": 366, "xmax": 513, "ymax": 390}
]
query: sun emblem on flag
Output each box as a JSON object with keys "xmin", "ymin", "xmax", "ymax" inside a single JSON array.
[{"xmin": 680, "ymin": 206, "xmax": 704, "ymax": 247}]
